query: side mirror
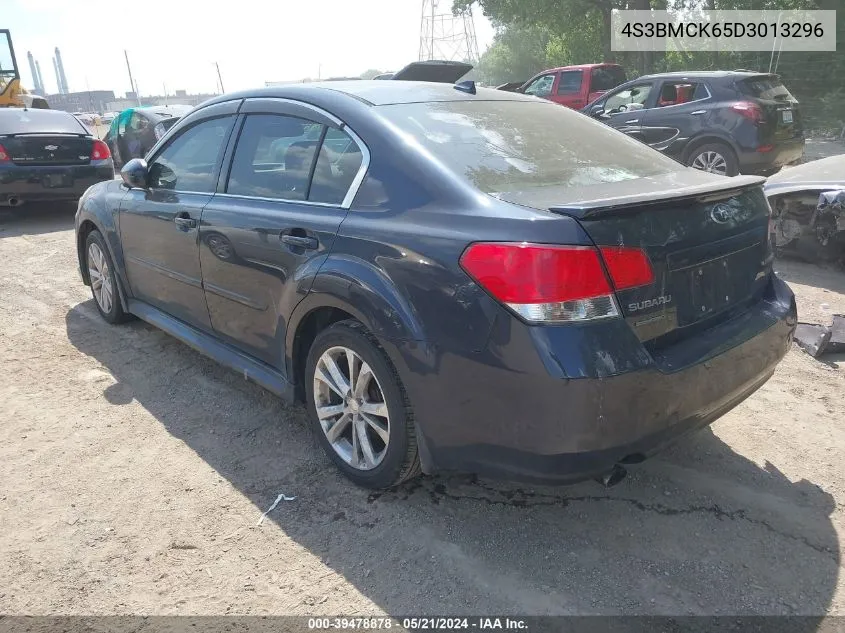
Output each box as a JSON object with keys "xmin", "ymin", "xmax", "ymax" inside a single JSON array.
[
  {"xmin": 590, "ymin": 105, "xmax": 605, "ymax": 117},
  {"xmin": 121, "ymin": 158, "xmax": 149, "ymax": 189}
]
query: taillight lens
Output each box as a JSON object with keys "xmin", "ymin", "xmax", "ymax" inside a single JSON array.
[
  {"xmin": 598, "ymin": 246, "xmax": 655, "ymax": 290},
  {"xmin": 0, "ymin": 144, "xmax": 8, "ymax": 162},
  {"xmin": 460, "ymin": 242, "xmax": 654, "ymax": 323},
  {"xmin": 91, "ymin": 139, "xmax": 111, "ymax": 161},
  {"xmin": 730, "ymin": 101, "xmax": 765, "ymax": 124}
]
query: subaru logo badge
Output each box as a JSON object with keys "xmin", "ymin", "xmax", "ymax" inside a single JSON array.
[{"xmin": 710, "ymin": 203, "xmax": 734, "ymax": 224}]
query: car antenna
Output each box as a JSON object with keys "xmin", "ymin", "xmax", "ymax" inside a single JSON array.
[{"xmin": 454, "ymin": 80, "xmax": 476, "ymax": 95}]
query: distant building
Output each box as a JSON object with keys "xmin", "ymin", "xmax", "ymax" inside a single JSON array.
[
  {"xmin": 105, "ymin": 91, "xmax": 218, "ymax": 112},
  {"xmin": 45, "ymin": 90, "xmax": 116, "ymax": 113}
]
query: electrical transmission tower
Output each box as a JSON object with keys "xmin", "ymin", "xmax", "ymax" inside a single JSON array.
[{"xmin": 419, "ymin": 0, "xmax": 480, "ymax": 63}]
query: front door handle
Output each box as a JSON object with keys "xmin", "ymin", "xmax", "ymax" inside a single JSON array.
[
  {"xmin": 690, "ymin": 110, "xmax": 706, "ymax": 115},
  {"xmin": 624, "ymin": 119, "xmax": 639, "ymax": 124},
  {"xmin": 174, "ymin": 212, "xmax": 196, "ymax": 230},
  {"xmin": 281, "ymin": 234, "xmax": 319, "ymax": 250}
]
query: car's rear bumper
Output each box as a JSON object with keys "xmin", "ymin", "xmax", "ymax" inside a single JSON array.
[
  {"xmin": 0, "ymin": 162, "xmax": 114, "ymax": 205},
  {"xmin": 738, "ymin": 138, "xmax": 805, "ymax": 174},
  {"xmin": 386, "ymin": 275, "xmax": 796, "ymax": 483}
]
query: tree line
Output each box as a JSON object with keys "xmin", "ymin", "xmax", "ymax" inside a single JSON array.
[{"xmin": 454, "ymin": 0, "xmax": 845, "ymax": 130}]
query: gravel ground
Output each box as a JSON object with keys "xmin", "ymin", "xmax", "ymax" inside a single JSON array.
[{"xmin": 0, "ymin": 204, "xmax": 843, "ymax": 617}]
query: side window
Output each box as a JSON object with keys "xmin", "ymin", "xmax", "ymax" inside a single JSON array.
[
  {"xmin": 603, "ymin": 83, "xmax": 653, "ymax": 114},
  {"xmin": 692, "ymin": 83, "xmax": 710, "ymax": 101},
  {"xmin": 523, "ymin": 74, "xmax": 555, "ymax": 98},
  {"xmin": 148, "ymin": 116, "xmax": 234, "ymax": 192},
  {"xmin": 657, "ymin": 81, "xmax": 705, "ymax": 107},
  {"xmin": 309, "ymin": 127, "xmax": 364, "ymax": 205},
  {"xmin": 591, "ymin": 67, "xmax": 625, "ymax": 92},
  {"xmin": 226, "ymin": 114, "xmax": 324, "ymax": 201},
  {"xmin": 556, "ymin": 70, "xmax": 583, "ymax": 95}
]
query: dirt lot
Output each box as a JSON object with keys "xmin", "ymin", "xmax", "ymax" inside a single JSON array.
[{"xmin": 0, "ymin": 204, "xmax": 844, "ymax": 617}]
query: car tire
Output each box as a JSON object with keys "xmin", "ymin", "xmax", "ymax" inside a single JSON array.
[
  {"xmin": 686, "ymin": 142, "xmax": 739, "ymax": 177},
  {"xmin": 84, "ymin": 230, "xmax": 131, "ymax": 324},
  {"xmin": 305, "ymin": 319, "xmax": 421, "ymax": 489}
]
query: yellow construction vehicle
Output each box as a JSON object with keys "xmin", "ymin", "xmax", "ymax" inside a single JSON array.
[{"xmin": 0, "ymin": 29, "xmax": 48, "ymax": 108}]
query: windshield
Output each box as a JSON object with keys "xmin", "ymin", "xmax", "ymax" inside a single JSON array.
[
  {"xmin": 0, "ymin": 31, "xmax": 18, "ymax": 93},
  {"xmin": 0, "ymin": 109, "xmax": 88, "ymax": 135},
  {"xmin": 377, "ymin": 100, "xmax": 682, "ymax": 193}
]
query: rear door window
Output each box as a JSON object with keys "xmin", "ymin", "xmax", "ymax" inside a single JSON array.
[
  {"xmin": 309, "ymin": 127, "xmax": 364, "ymax": 205},
  {"xmin": 656, "ymin": 81, "xmax": 708, "ymax": 106},
  {"xmin": 556, "ymin": 70, "xmax": 584, "ymax": 95},
  {"xmin": 226, "ymin": 114, "xmax": 324, "ymax": 201}
]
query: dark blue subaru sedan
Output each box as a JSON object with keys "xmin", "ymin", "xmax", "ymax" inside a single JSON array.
[{"xmin": 74, "ymin": 81, "xmax": 796, "ymax": 489}]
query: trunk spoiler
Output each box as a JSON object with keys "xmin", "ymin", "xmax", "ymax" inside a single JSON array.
[{"xmin": 544, "ymin": 175, "xmax": 766, "ymax": 218}]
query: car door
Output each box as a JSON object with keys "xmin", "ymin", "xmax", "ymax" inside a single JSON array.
[
  {"xmin": 639, "ymin": 80, "xmax": 713, "ymax": 155},
  {"xmin": 589, "ymin": 81, "xmax": 657, "ymax": 142},
  {"xmin": 119, "ymin": 102, "xmax": 239, "ymax": 330},
  {"xmin": 199, "ymin": 99, "xmax": 367, "ymax": 370},
  {"xmin": 551, "ymin": 69, "xmax": 585, "ymax": 109}
]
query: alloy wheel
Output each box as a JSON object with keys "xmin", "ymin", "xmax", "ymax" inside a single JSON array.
[
  {"xmin": 690, "ymin": 151, "xmax": 728, "ymax": 175},
  {"xmin": 87, "ymin": 242, "xmax": 114, "ymax": 314},
  {"xmin": 313, "ymin": 346, "xmax": 390, "ymax": 471}
]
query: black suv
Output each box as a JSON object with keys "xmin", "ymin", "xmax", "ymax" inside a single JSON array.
[{"xmin": 582, "ymin": 71, "xmax": 804, "ymax": 177}]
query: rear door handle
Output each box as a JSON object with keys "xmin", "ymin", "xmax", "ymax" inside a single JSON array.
[
  {"xmin": 690, "ymin": 110, "xmax": 706, "ymax": 115},
  {"xmin": 281, "ymin": 234, "xmax": 319, "ymax": 250},
  {"xmin": 173, "ymin": 212, "xmax": 196, "ymax": 229},
  {"xmin": 625, "ymin": 119, "xmax": 639, "ymax": 124}
]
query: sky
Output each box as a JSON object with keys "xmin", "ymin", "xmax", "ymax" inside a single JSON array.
[{"xmin": 6, "ymin": 0, "xmax": 495, "ymax": 98}]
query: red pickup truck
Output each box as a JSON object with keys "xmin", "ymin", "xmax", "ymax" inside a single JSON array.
[{"xmin": 513, "ymin": 63, "xmax": 627, "ymax": 110}]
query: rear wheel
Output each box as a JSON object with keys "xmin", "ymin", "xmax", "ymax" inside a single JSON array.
[
  {"xmin": 305, "ymin": 320, "xmax": 421, "ymax": 489},
  {"xmin": 687, "ymin": 142, "xmax": 739, "ymax": 177},
  {"xmin": 85, "ymin": 230, "xmax": 131, "ymax": 324}
]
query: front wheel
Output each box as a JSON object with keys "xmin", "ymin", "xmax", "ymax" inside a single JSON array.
[
  {"xmin": 305, "ymin": 320, "xmax": 421, "ymax": 489},
  {"xmin": 687, "ymin": 142, "xmax": 739, "ymax": 177},
  {"xmin": 85, "ymin": 230, "xmax": 131, "ymax": 324}
]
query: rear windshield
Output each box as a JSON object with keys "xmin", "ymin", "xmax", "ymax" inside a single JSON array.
[
  {"xmin": 740, "ymin": 76, "xmax": 795, "ymax": 101},
  {"xmin": 377, "ymin": 100, "xmax": 682, "ymax": 193},
  {"xmin": 0, "ymin": 109, "xmax": 88, "ymax": 135}
]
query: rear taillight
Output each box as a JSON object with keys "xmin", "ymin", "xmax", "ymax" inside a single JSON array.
[
  {"xmin": 598, "ymin": 246, "xmax": 655, "ymax": 290},
  {"xmin": 91, "ymin": 139, "xmax": 111, "ymax": 161},
  {"xmin": 459, "ymin": 242, "xmax": 653, "ymax": 323},
  {"xmin": 730, "ymin": 101, "xmax": 765, "ymax": 124},
  {"xmin": 0, "ymin": 143, "xmax": 9, "ymax": 162}
]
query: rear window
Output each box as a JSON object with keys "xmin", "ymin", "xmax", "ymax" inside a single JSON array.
[
  {"xmin": 740, "ymin": 76, "xmax": 795, "ymax": 101},
  {"xmin": 377, "ymin": 100, "xmax": 682, "ymax": 193},
  {"xmin": 591, "ymin": 66, "xmax": 626, "ymax": 92},
  {"xmin": 0, "ymin": 109, "xmax": 87, "ymax": 135}
]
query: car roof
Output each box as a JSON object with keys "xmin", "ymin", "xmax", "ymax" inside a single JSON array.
[
  {"xmin": 634, "ymin": 70, "xmax": 774, "ymax": 82},
  {"xmin": 544, "ymin": 63, "xmax": 622, "ymax": 73},
  {"xmin": 201, "ymin": 81, "xmax": 541, "ymax": 107}
]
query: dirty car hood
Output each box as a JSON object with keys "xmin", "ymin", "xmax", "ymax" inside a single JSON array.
[{"xmin": 765, "ymin": 155, "xmax": 845, "ymax": 195}]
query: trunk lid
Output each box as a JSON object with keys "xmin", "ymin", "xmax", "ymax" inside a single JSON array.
[
  {"xmin": 3, "ymin": 134, "xmax": 94, "ymax": 166},
  {"xmin": 496, "ymin": 172, "xmax": 773, "ymax": 346}
]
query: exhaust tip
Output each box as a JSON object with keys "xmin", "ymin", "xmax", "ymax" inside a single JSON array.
[
  {"xmin": 596, "ymin": 464, "xmax": 627, "ymax": 488},
  {"xmin": 7, "ymin": 196, "xmax": 20, "ymax": 207}
]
